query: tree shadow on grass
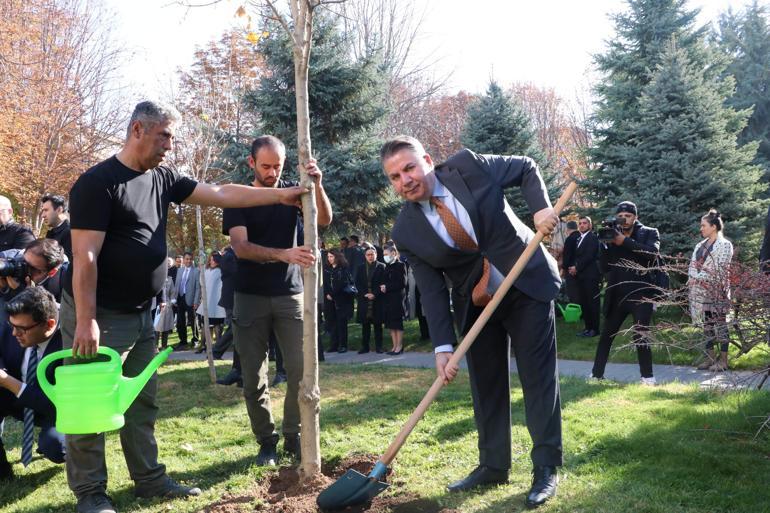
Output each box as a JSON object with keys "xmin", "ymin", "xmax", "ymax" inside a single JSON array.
[{"xmin": 154, "ymin": 361, "xmax": 245, "ymax": 420}]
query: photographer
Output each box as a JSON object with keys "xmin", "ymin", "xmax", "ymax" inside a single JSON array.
[
  {"xmin": 590, "ymin": 201, "xmax": 660, "ymax": 385},
  {"xmin": 0, "ymin": 239, "xmax": 68, "ymax": 324}
]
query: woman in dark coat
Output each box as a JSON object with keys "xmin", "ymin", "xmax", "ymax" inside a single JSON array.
[
  {"xmin": 324, "ymin": 249, "xmax": 355, "ymax": 353},
  {"xmin": 355, "ymin": 245, "xmax": 386, "ymax": 353},
  {"xmin": 380, "ymin": 242, "xmax": 407, "ymax": 355}
]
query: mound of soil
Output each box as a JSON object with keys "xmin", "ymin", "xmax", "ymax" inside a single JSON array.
[{"xmin": 205, "ymin": 454, "xmax": 458, "ymax": 513}]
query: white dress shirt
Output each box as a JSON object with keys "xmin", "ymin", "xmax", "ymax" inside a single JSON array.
[
  {"xmin": 16, "ymin": 338, "xmax": 51, "ymax": 398},
  {"xmin": 418, "ymin": 177, "xmax": 505, "ymax": 354}
]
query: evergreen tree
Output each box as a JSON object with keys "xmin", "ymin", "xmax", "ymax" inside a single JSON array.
[
  {"xmin": 610, "ymin": 40, "xmax": 763, "ymax": 256},
  {"xmin": 461, "ymin": 81, "xmax": 557, "ymax": 217},
  {"xmin": 240, "ymin": 16, "xmax": 395, "ymax": 235},
  {"xmin": 587, "ymin": 0, "xmax": 710, "ymax": 205},
  {"xmin": 716, "ymin": 2, "xmax": 770, "ymax": 185}
]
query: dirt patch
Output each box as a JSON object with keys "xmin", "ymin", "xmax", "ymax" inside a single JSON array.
[{"xmin": 204, "ymin": 454, "xmax": 458, "ymax": 513}]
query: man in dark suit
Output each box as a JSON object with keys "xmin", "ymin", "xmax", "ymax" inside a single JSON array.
[
  {"xmin": 570, "ymin": 216, "xmax": 601, "ymax": 337},
  {"xmin": 560, "ymin": 220, "xmax": 580, "ymax": 304},
  {"xmin": 383, "ymin": 136, "xmax": 562, "ymax": 508},
  {"xmin": 173, "ymin": 252, "xmax": 199, "ymax": 349},
  {"xmin": 354, "ymin": 245, "xmax": 386, "ymax": 353},
  {"xmin": 0, "ymin": 287, "xmax": 65, "ymax": 480}
]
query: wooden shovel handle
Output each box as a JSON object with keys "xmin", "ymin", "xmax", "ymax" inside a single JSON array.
[{"xmin": 380, "ymin": 181, "xmax": 578, "ymax": 466}]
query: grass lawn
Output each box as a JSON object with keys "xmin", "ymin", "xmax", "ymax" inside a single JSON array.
[{"xmin": 1, "ymin": 361, "xmax": 769, "ymax": 513}]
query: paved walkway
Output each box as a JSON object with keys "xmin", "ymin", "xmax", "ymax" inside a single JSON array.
[{"xmin": 169, "ymin": 349, "xmax": 763, "ymax": 389}]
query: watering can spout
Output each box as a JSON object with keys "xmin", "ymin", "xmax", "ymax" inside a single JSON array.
[{"xmin": 118, "ymin": 347, "xmax": 173, "ymax": 413}]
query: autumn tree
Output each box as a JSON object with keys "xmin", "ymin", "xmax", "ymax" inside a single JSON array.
[{"xmin": 0, "ymin": 0, "xmax": 123, "ymax": 233}]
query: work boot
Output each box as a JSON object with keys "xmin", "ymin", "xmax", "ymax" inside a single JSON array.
[
  {"xmin": 76, "ymin": 493, "xmax": 117, "ymax": 513},
  {"xmin": 216, "ymin": 369, "xmax": 242, "ymax": 386},
  {"xmin": 134, "ymin": 475, "xmax": 201, "ymax": 499},
  {"xmin": 283, "ymin": 433, "xmax": 301, "ymax": 460},
  {"xmin": 256, "ymin": 442, "xmax": 278, "ymax": 466}
]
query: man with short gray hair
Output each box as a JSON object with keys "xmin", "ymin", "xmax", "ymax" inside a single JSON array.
[{"xmin": 61, "ymin": 101, "xmax": 307, "ymax": 513}]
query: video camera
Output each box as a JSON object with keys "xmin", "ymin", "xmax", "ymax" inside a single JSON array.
[
  {"xmin": 598, "ymin": 217, "xmax": 629, "ymax": 242},
  {"xmin": 0, "ymin": 255, "xmax": 28, "ymax": 281}
]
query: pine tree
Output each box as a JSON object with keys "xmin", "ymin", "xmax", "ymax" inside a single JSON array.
[
  {"xmin": 241, "ymin": 16, "xmax": 395, "ymax": 235},
  {"xmin": 587, "ymin": 0, "xmax": 710, "ymax": 205},
  {"xmin": 611, "ymin": 39, "xmax": 763, "ymax": 256},
  {"xmin": 461, "ymin": 81, "xmax": 557, "ymax": 216},
  {"xmin": 716, "ymin": 2, "xmax": 770, "ymax": 185}
]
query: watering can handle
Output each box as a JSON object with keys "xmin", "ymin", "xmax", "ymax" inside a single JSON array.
[{"xmin": 36, "ymin": 346, "xmax": 122, "ymax": 400}]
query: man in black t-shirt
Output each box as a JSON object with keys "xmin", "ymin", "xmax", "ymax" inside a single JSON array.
[
  {"xmin": 61, "ymin": 102, "xmax": 306, "ymax": 513},
  {"xmin": 223, "ymin": 135, "xmax": 332, "ymax": 466}
]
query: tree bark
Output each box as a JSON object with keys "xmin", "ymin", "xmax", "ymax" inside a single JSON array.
[
  {"xmin": 196, "ymin": 204, "xmax": 217, "ymax": 383},
  {"xmin": 293, "ymin": 6, "xmax": 322, "ymax": 483}
]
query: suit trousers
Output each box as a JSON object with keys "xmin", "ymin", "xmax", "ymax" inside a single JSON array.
[
  {"xmin": 175, "ymin": 294, "xmax": 198, "ymax": 344},
  {"xmin": 564, "ymin": 275, "xmax": 580, "ymax": 305},
  {"xmin": 465, "ymin": 288, "xmax": 563, "ymax": 470},
  {"xmin": 60, "ymin": 292, "xmax": 166, "ymax": 498},
  {"xmin": 360, "ymin": 320, "xmax": 383, "ymax": 351},
  {"xmin": 232, "ymin": 292, "xmax": 303, "ymax": 446},
  {"xmin": 576, "ymin": 276, "xmax": 601, "ymax": 333},
  {"xmin": 591, "ymin": 300, "xmax": 654, "ymax": 379},
  {"xmin": 0, "ymin": 404, "xmax": 66, "ymax": 464}
]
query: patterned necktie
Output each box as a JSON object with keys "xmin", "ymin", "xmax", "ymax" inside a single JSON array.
[
  {"xmin": 21, "ymin": 347, "xmax": 38, "ymax": 467},
  {"xmin": 429, "ymin": 197, "xmax": 491, "ymax": 306}
]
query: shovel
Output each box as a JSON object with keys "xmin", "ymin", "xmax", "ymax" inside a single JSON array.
[{"xmin": 317, "ymin": 182, "xmax": 578, "ymax": 510}]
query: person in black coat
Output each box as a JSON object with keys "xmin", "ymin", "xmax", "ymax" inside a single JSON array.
[
  {"xmin": 591, "ymin": 202, "xmax": 660, "ymax": 384},
  {"xmin": 323, "ymin": 249, "xmax": 354, "ymax": 353},
  {"xmin": 354, "ymin": 245, "xmax": 386, "ymax": 353},
  {"xmin": 380, "ymin": 243, "xmax": 408, "ymax": 355},
  {"xmin": 0, "ymin": 287, "xmax": 66, "ymax": 480},
  {"xmin": 560, "ymin": 221, "xmax": 580, "ymax": 304},
  {"xmin": 570, "ymin": 216, "xmax": 601, "ymax": 337},
  {"xmin": 0, "ymin": 196, "xmax": 35, "ymax": 254}
]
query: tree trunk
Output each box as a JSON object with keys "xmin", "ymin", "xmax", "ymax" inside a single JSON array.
[
  {"xmin": 195, "ymin": 205, "xmax": 217, "ymax": 383},
  {"xmin": 294, "ymin": 27, "xmax": 322, "ymax": 484}
]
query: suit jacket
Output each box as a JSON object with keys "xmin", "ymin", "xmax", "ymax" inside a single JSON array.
[
  {"xmin": 392, "ymin": 149, "xmax": 561, "ymax": 348},
  {"xmin": 218, "ymin": 247, "xmax": 237, "ymax": 310},
  {"xmin": 354, "ymin": 261, "xmax": 386, "ymax": 324},
  {"xmin": 174, "ymin": 265, "xmax": 200, "ymax": 306},
  {"xmin": 561, "ymin": 231, "xmax": 579, "ymax": 272},
  {"xmin": 0, "ymin": 324, "xmax": 62, "ymax": 423},
  {"xmin": 574, "ymin": 231, "xmax": 601, "ymax": 281}
]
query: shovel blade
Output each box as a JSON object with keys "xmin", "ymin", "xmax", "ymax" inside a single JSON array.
[{"xmin": 317, "ymin": 468, "xmax": 389, "ymax": 510}]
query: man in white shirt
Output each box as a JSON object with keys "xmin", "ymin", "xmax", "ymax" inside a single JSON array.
[{"xmin": 0, "ymin": 287, "xmax": 65, "ymax": 480}]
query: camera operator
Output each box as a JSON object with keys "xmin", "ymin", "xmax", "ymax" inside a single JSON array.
[
  {"xmin": 0, "ymin": 239, "xmax": 68, "ymax": 324},
  {"xmin": 590, "ymin": 201, "xmax": 660, "ymax": 385}
]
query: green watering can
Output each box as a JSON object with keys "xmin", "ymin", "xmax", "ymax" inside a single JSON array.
[
  {"xmin": 556, "ymin": 303, "xmax": 582, "ymax": 323},
  {"xmin": 37, "ymin": 346, "xmax": 173, "ymax": 434}
]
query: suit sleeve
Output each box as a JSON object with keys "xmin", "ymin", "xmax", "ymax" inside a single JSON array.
[
  {"xmin": 400, "ymin": 247, "xmax": 456, "ymax": 348},
  {"xmin": 17, "ymin": 382, "xmax": 56, "ymax": 419},
  {"xmin": 476, "ymin": 152, "xmax": 550, "ymax": 214}
]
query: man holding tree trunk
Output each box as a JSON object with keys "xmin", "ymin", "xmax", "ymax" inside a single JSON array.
[{"xmin": 223, "ymin": 135, "xmax": 332, "ymax": 467}]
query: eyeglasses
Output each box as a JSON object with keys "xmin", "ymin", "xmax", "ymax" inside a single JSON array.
[{"xmin": 9, "ymin": 320, "xmax": 43, "ymax": 335}]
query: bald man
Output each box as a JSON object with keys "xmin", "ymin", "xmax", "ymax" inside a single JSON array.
[{"xmin": 0, "ymin": 196, "xmax": 34, "ymax": 253}]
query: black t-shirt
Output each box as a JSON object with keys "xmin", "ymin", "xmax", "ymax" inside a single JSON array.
[
  {"xmin": 222, "ymin": 180, "xmax": 303, "ymax": 296},
  {"xmin": 65, "ymin": 156, "xmax": 197, "ymax": 310}
]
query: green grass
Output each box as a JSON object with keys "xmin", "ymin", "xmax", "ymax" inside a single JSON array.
[{"xmin": 2, "ymin": 361, "xmax": 769, "ymax": 512}]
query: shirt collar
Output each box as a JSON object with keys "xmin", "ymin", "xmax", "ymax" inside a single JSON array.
[{"xmin": 419, "ymin": 175, "xmax": 447, "ymax": 211}]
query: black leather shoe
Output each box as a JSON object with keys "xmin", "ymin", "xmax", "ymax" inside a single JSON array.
[
  {"xmin": 256, "ymin": 443, "xmax": 277, "ymax": 466},
  {"xmin": 525, "ymin": 466, "xmax": 558, "ymax": 508},
  {"xmin": 357, "ymin": 348, "xmax": 370, "ymax": 354},
  {"xmin": 585, "ymin": 330, "xmax": 598, "ymax": 337},
  {"xmin": 447, "ymin": 465, "xmax": 508, "ymax": 492},
  {"xmin": 271, "ymin": 372, "xmax": 287, "ymax": 387},
  {"xmin": 576, "ymin": 330, "xmax": 590, "ymax": 337}
]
